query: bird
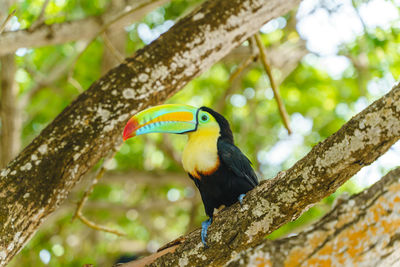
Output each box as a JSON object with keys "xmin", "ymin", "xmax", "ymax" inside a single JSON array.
[{"xmin": 123, "ymin": 104, "xmax": 258, "ymax": 246}]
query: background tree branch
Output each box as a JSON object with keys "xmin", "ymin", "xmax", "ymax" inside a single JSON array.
[
  {"xmin": 0, "ymin": 0, "xmax": 169, "ymax": 56},
  {"xmin": 0, "ymin": 0, "xmax": 300, "ymax": 265},
  {"xmin": 227, "ymin": 167, "xmax": 400, "ymax": 266},
  {"xmin": 0, "ymin": 1, "xmax": 21, "ymax": 168}
]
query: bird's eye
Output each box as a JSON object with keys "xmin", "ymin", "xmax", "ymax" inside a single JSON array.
[{"xmin": 200, "ymin": 114, "xmax": 208, "ymax": 122}]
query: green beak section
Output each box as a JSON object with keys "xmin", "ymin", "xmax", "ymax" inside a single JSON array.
[{"xmin": 123, "ymin": 104, "xmax": 198, "ymax": 141}]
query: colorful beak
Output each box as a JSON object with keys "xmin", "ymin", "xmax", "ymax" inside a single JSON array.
[{"xmin": 123, "ymin": 104, "xmax": 199, "ymax": 141}]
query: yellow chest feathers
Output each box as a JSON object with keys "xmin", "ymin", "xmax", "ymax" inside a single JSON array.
[{"xmin": 182, "ymin": 128, "xmax": 220, "ymax": 179}]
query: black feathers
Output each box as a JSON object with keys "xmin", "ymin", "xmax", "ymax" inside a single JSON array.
[
  {"xmin": 190, "ymin": 107, "xmax": 258, "ymax": 218},
  {"xmin": 217, "ymin": 139, "xmax": 258, "ymax": 188}
]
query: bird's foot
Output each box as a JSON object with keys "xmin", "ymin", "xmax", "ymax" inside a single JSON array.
[
  {"xmin": 201, "ymin": 218, "xmax": 212, "ymax": 247},
  {"xmin": 238, "ymin": 194, "xmax": 246, "ymax": 205}
]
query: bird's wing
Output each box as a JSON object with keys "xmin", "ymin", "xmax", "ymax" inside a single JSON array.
[{"xmin": 217, "ymin": 139, "xmax": 258, "ymax": 187}]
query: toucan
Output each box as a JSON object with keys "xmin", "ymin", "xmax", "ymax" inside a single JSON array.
[{"xmin": 122, "ymin": 104, "xmax": 258, "ymax": 246}]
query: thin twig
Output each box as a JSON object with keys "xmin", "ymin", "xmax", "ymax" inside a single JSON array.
[
  {"xmin": 72, "ymin": 147, "xmax": 125, "ymax": 236},
  {"xmin": 30, "ymin": 0, "xmax": 51, "ymax": 29},
  {"xmin": 349, "ymin": 0, "xmax": 369, "ymax": 96},
  {"xmin": 254, "ymin": 33, "xmax": 292, "ymax": 135},
  {"xmin": 72, "ymin": 163, "xmax": 108, "ymax": 221},
  {"xmin": 68, "ymin": 76, "xmax": 84, "ymax": 93},
  {"xmin": 102, "ymin": 32, "xmax": 125, "ymax": 63},
  {"xmin": 228, "ymin": 53, "xmax": 257, "ymax": 83},
  {"xmin": 215, "ymin": 55, "xmax": 254, "ymax": 113},
  {"xmin": 0, "ymin": 9, "xmax": 16, "ymax": 34},
  {"xmin": 76, "ymin": 213, "xmax": 125, "ymax": 236},
  {"xmin": 351, "ymin": 0, "xmax": 368, "ymax": 34},
  {"xmin": 68, "ymin": 1, "xmax": 155, "ymax": 80},
  {"xmin": 216, "ymin": 41, "xmax": 258, "ymax": 113}
]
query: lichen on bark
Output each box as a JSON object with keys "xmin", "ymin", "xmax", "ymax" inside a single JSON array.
[{"xmin": 227, "ymin": 168, "xmax": 400, "ymax": 267}]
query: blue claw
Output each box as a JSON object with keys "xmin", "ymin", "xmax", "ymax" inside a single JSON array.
[
  {"xmin": 201, "ymin": 218, "xmax": 212, "ymax": 247},
  {"xmin": 238, "ymin": 194, "xmax": 246, "ymax": 205}
]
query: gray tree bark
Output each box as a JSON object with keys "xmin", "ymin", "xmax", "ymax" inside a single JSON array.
[
  {"xmin": 226, "ymin": 167, "xmax": 400, "ymax": 266},
  {"xmin": 0, "ymin": 0, "xmax": 300, "ymax": 265}
]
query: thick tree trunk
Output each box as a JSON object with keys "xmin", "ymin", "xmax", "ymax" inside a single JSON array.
[
  {"xmin": 227, "ymin": 167, "xmax": 400, "ymax": 266},
  {"xmin": 0, "ymin": 0, "xmax": 300, "ymax": 265}
]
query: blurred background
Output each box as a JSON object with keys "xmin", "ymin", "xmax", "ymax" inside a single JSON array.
[{"xmin": 1, "ymin": 0, "xmax": 399, "ymax": 265}]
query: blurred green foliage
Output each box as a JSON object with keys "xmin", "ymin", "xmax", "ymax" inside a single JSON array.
[{"xmin": 4, "ymin": 0, "xmax": 400, "ymax": 266}]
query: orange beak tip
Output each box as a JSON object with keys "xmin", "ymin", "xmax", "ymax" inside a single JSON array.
[{"xmin": 123, "ymin": 118, "xmax": 138, "ymax": 141}]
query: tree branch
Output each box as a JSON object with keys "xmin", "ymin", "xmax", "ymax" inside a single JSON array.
[
  {"xmin": 227, "ymin": 167, "xmax": 400, "ymax": 266},
  {"xmin": 72, "ymin": 148, "xmax": 125, "ymax": 236},
  {"xmin": 0, "ymin": 0, "xmax": 169, "ymax": 56},
  {"xmin": 0, "ymin": 0, "xmax": 300, "ymax": 265},
  {"xmin": 148, "ymin": 83, "xmax": 400, "ymax": 266},
  {"xmin": 0, "ymin": 54, "xmax": 21, "ymax": 168}
]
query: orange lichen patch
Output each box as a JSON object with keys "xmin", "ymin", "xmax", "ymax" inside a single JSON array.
[
  {"xmin": 346, "ymin": 228, "xmax": 367, "ymax": 257},
  {"xmin": 285, "ymin": 185, "xmax": 400, "ymax": 266},
  {"xmin": 388, "ymin": 182, "xmax": 400, "ymax": 193},
  {"xmin": 370, "ymin": 202, "xmax": 386, "ymax": 222},
  {"xmin": 318, "ymin": 242, "xmax": 334, "ymax": 256},
  {"xmin": 284, "ymin": 247, "xmax": 309, "ymax": 267},
  {"xmin": 381, "ymin": 220, "xmax": 392, "ymax": 234},
  {"xmin": 308, "ymin": 231, "xmax": 328, "ymax": 250},
  {"xmin": 387, "ymin": 195, "xmax": 400, "ymax": 210},
  {"xmin": 368, "ymin": 223, "xmax": 378, "ymax": 236},
  {"xmin": 307, "ymin": 257, "xmax": 332, "ymax": 267},
  {"xmin": 335, "ymin": 236, "xmax": 347, "ymax": 254},
  {"xmin": 381, "ymin": 218, "xmax": 400, "ymax": 236},
  {"xmin": 254, "ymin": 256, "xmax": 272, "ymax": 267},
  {"xmin": 337, "ymin": 252, "xmax": 346, "ymax": 265},
  {"xmin": 335, "ymin": 210, "xmax": 358, "ymax": 229}
]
